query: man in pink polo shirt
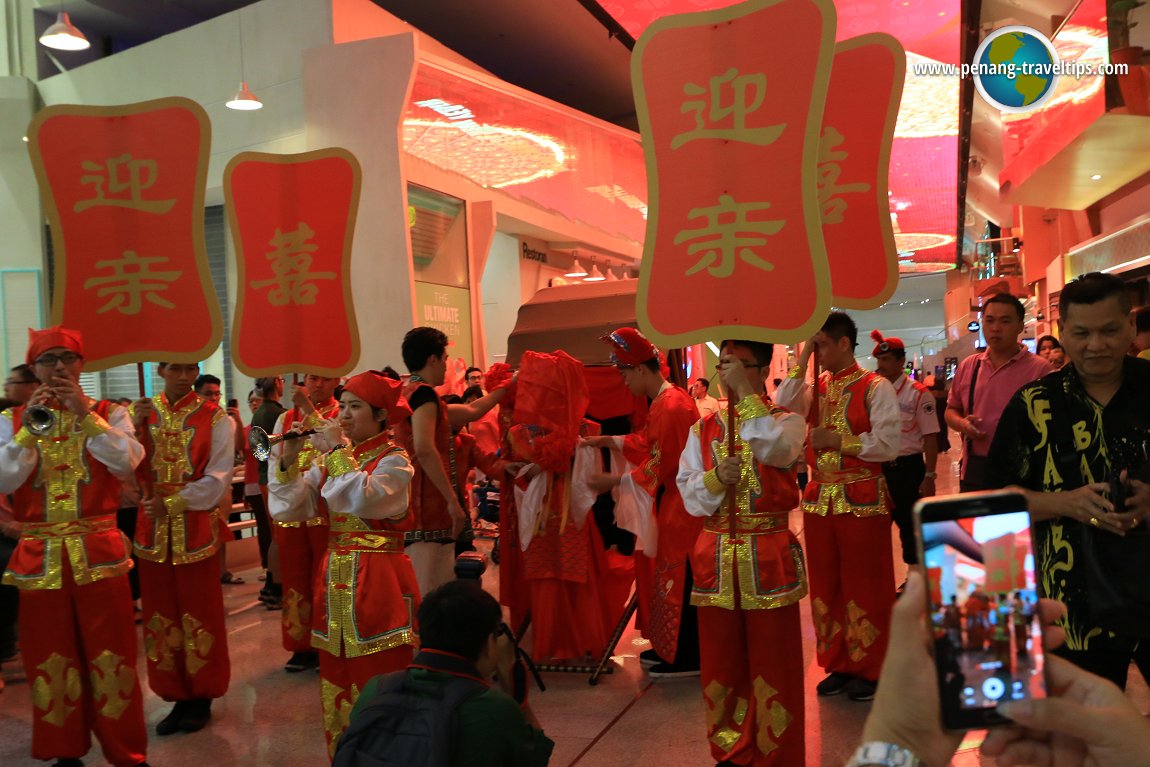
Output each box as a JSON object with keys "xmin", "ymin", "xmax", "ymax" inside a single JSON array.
[{"xmin": 946, "ymin": 293, "xmax": 1052, "ymax": 491}]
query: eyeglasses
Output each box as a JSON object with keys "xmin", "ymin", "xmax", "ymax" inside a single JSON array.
[{"xmin": 34, "ymin": 352, "xmax": 81, "ymax": 366}]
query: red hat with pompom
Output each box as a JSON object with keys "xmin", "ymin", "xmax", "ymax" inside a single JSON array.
[{"xmin": 871, "ymin": 329, "xmax": 905, "ymax": 357}]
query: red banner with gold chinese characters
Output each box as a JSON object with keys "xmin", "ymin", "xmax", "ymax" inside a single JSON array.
[
  {"xmin": 226, "ymin": 149, "xmax": 361, "ymax": 377},
  {"xmin": 820, "ymin": 35, "xmax": 905, "ymax": 309},
  {"xmin": 633, "ymin": 0, "xmax": 836, "ymax": 347},
  {"xmin": 27, "ymin": 98, "xmax": 220, "ymax": 370},
  {"xmin": 983, "ymin": 532, "xmax": 1026, "ymax": 593}
]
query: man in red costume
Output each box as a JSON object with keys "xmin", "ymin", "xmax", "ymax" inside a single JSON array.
[
  {"xmin": 586, "ymin": 327, "xmax": 702, "ymax": 677},
  {"xmin": 395, "ymin": 327, "xmax": 510, "ymax": 595},
  {"xmin": 132, "ymin": 361, "xmax": 234, "ymax": 734},
  {"xmin": 677, "ymin": 340, "xmax": 807, "ymax": 766},
  {"xmin": 270, "ymin": 373, "xmax": 341, "ymax": 673},
  {"xmin": 0, "ymin": 326, "xmax": 149, "ymax": 767},
  {"xmin": 776, "ymin": 311, "xmax": 900, "ymax": 702}
]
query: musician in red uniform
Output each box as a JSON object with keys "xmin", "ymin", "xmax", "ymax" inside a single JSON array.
[
  {"xmin": 677, "ymin": 340, "xmax": 807, "ymax": 767},
  {"xmin": 0, "ymin": 326, "xmax": 149, "ymax": 767},
  {"xmin": 132, "ymin": 361, "xmax": 235, "ymax": 734},
  {"xmin": 585, "ymin": 328, "xmax": 702, "ymax": 677},
  {"xmin": 270, "ymin": 373, "xmax": 341, "ymax": 673},
  {"xmin": 776, "ymin": 312, "xmax": 900, "ymax": 702},
  {"xmin": 269, "ymin": 371, "xmax": 418, "ymax": 756}
]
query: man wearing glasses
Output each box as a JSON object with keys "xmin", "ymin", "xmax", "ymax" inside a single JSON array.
[
  {"xmin": 0, "ymin": 326, "xmax": 149, "ymax": 767},
  {"xmin": 4, "ymin": 364, "xmax": 39, "ymax": 405}
]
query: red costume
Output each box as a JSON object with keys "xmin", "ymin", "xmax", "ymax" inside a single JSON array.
[
  {"xmin": 508, "ymin": 352, "xmax": 614, "ymax": 660},
  {"xmin": 269, "ymin": 372, "xmax": 418, "ymax": 756},
  {"xmin": 678, "ymin": 394, "xmax": 808, "ymax": 766},
  {"xmin": 272, "ymin": 400, "xmax": 340, "ymax": 653},
  {"xmin": 134, "ymin": 390, "xmax": 234, "ymax": 703},
  {"xmin": 777, "ymin": 363, "xmax": 900, "ymax": 682},
  {"xmin": 602, "ymin": 329, "xmax": 701, "ymax": 663},
  {"xmin": 0, "ymin": 326, "xmax": 147, "ymax": 766}
]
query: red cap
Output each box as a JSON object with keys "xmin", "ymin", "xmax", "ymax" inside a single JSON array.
[
  {"xmin": 343, "ymin": 371, "xmax": 412, "ymax": 423},
  {"xmin": 27, "ymin": 325, "xmax": 83, "ymax": 365},
  {"xmin": 871, "ymin": 329, "xmax": 905, "ymax": 357},
  {"xmin": 602, "ymin": 327, "xmax": 659, "ymax": 368}
]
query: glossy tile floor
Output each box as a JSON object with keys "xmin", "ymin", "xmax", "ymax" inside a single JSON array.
[{"xmin": 2, "ymin": 442, "xmax": 1147, "ymax": 766}]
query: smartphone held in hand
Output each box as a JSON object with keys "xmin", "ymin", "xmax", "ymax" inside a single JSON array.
[{"xmin": 913, "ymin": 490, "xmax": 1048, "ymax": 730}]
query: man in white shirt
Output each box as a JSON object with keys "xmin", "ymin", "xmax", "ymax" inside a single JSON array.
[
  {"xmin": 871, "ymin": 330, "xmax": 939, "ymax": 566},
  {"xmin": 689, "ymin": 377, "xmax": 720, "ymax": 418}
]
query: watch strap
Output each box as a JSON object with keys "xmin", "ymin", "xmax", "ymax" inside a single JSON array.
[{"xmin": 846, "ymin": 742, "xmax": 923, "ymax": 767}]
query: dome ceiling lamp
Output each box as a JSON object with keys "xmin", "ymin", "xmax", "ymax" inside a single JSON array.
[
  {"xmin": 39, "ymin": 11, "xmax": 90, "ymax": 51},
  {"xmin": 565, "ymin": 249, "xmax": 588, "ymax": 278},
  {"xmin": 226, "ymin": 12, "xmax": 262, "ymax": 111}
]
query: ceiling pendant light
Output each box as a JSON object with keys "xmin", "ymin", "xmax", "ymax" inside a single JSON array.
[
  {"xmin": 40, "ymin": 12, "xmax": 90, "ymax": 51},
  {"xmin": 583, "ymin": 261, "xmax": 606, "ymax": 282},
  {"xmin": 226, "ymin": 13, "xmax": 262, "ymax": 111},
  {"xmin": 226, "ymin": 81, "xmax": 262, "ymax": 110},
  {"xmin": 565, "ymin": 251, "xmax": 588, "ymax": 278}
]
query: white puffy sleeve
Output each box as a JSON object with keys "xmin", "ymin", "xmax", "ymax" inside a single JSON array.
[{"xmin": 321, "ymin": 450, "xmax": 413, "ymax": 521}]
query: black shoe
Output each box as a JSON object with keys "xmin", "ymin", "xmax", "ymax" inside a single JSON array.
[
  {"xmin": 53, "ymin": 760, "xmax": 84, "ymax": 767},
  {"xmin": 178, "ymin": 699, "xmax": 212, "ymax": 733},
  {"xmin": 284, "ymin": 651, "xmax": 319, "ymax": 673},
  {"xmin": 846, "ymin": 678, "xmax": 878, "ymax": 701},
  {"xmin": 816, "ymin": 671, "xmax": 854, "ymax": 696},
  {"xmin": 156, "ymin": 701, "xmax": 187, "ymax": 735},
  {"xmin": 647, "ymin": 661, "xmax": 700, "ymax": 679},
  {"xmin": 639, "ymin": 648, "xmax": 664, "ymax": 667}
]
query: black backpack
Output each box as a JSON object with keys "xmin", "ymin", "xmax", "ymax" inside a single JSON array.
[{"xmin": 332, "ymin": 665, "xmax": 487, "ymax": 767}]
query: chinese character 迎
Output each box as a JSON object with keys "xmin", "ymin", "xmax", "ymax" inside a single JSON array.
[
  {"xmin": 74, "ymin": 155, "xmax": 176, "ymax": 215},
  {"xmin": 675, "ymin": 194, "xmax": 785, "ymax": 278},
  {"xmin": 817, "ymin": 127, "xmax": 871, "ymax": 225},
  {"xmin": 250, "ymin": 223, "xmax": 335, "ymax": 306},
  {"xmin": 82, "ymin": 251, "xmax": 183, "ymax": 315},
  {"xmin": 673, "ymin": 68, "xmax": 786, "ymax": 149}
]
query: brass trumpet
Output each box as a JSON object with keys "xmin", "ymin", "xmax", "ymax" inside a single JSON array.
[
  {"xmin": 249, "ymin": 426, "xmax": 317, "ymax": 461},
  {"xmin": 25, "ymin": 404, "xmax": 56, "ymax": 436}
]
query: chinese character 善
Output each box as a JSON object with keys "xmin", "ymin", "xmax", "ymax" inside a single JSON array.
[
  {"xmin": 250, "ymin": 222, "xmax": 336, "ymax": 306},
  {"xmin": 817, "ymin": 127, "xmax": 871, "ymax": 225}
]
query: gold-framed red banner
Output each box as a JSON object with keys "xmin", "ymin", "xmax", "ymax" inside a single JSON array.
[
  {"xmin": 225, "ymin": 148, "xmax": 362, "ymax": 377},
  {"xmin": 633, "ymin": 0, "xmax": 837, "ymax": 347},
  {"xmin": 27, "ymin": 97, "xmax": 219, "ymax": 370},
  {"xmin": 820, "ymin": 34, "xmax": 905, "ymax": 309}
]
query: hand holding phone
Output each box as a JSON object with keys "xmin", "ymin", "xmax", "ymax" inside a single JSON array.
[{"xmin": 914, "ymin": 490, "xmax": 1048, "ymax": 730}]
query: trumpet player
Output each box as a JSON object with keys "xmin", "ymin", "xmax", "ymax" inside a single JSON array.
[
  {"xmin": 0, "ymin": 326, "xmax": 150, "ymax": 767},
  {"xmin": 131, "ymin": 361, "xmax": 234, "ymax": 737},
  {"xmin": 269, "ymin": 373, "xmax": 341, "ymax": 674}
]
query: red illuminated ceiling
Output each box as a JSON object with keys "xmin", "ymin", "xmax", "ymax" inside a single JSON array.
[{"xmin": 592, "ymin": 0, "xmax": 962, "ymax": 273}]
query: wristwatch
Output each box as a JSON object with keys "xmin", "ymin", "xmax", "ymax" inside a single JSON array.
[
  {"xmin": 846, "ymin": 742, "xmax": 923, "ymax": 767},
  {"xmin": 924, "ymin": 471, "xmax": 937, "ymax": 479}
]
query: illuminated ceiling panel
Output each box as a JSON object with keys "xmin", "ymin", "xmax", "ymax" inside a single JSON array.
[
  {"xmin": 589, "ymin": 0, "xmax": 961, "ymax": 273},
  {"xmin": 403, "ymin": 65, "xmax": 648, "ymax": 246}
]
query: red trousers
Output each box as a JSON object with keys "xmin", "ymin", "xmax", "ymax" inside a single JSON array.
[
  {"xmin": 276, "ymin": 522, "xmax": 328, "ymax": 652},
  {"xmin": 805, "ymin": 512, "xmax": 894, "ymax": 681},
  {"xmin": 319, "ymin": 646, "xmax": 412, "ymax": 758},
  {"xmin": 138, "ymin": 554, "xmax": 230, "ymax": 701},
  {"xmin": 699, "ymin": 604, "xmax": 804, "ymax": 767},
  {"xmin": 20, "ymin": 566, "xmax": 146, "ymax": 767}
]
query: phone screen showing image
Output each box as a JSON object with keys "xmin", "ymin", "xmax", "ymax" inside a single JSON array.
[{"xmin": 916, "ymin": 492, "xmax": 1046, "ymax": 729}]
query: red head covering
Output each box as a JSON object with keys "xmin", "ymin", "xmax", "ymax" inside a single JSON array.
[
  {"xmin": 601, "ymin": 327, "xmax": 659, "ymax": 368},
  {"xmin": 871, "ymin": 329, "xmax": 906, "ymax": 357},
  {"xmin": 343, "ymin": 371, "xmax": 412, "ymax": 424},
  {"xmin": 27, "ymin": 325, "xmax": 83, "ymax": 365}
]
